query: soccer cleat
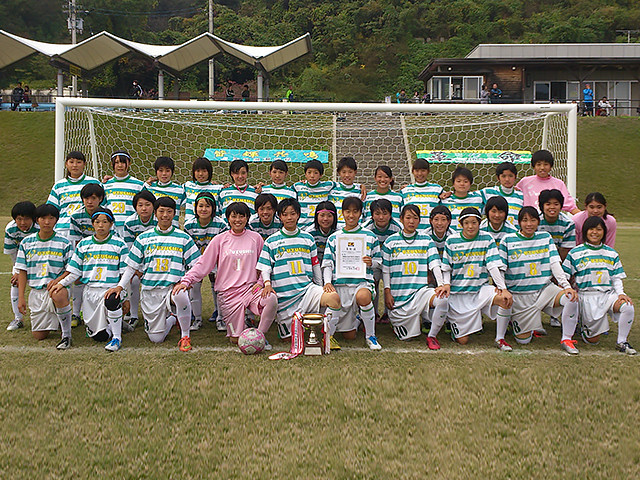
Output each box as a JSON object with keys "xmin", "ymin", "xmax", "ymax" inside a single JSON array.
[
  {"xmin": 178, "ymin": 336, "xmax": 192, "ymax": 352},
  {"xmin": 533, "ymin": 328, "xmax": 547, "ymax": 337},
  {"xmin": 329, "ymin": 335, "xmax": 341, "ymax": 351},
  {"xmin": 56, "ymin": 337, "xmax": 72, "ymax": 350},
  {"xmin": 208, "ymin": 310, "xmax": 218, "ymax": 323},
  {"xmin": 7, "ymin": 319, "xmax": 23, "ymax": 331},
  {"xmin": 426, "ymin": 336, "xmax": 440, "ymax": 350},
  {"xmin": 560, "ymin": 339, "xmax": 579, "ymax": 355},
  {"xmin": 190, "ymin": 317, "xmax": 203, "ymax": 331},
  {"xmin": 495, "ymin": 339, "xmax": 513, "ymax": 352},
  {"xmin": 616, "ymin": 342, "xmax": 637, "ymax": 355},
  {"xmin": 216, "ymin": 317, "xmax": 226, "ymax": 332},
  {"xmin": 121, "ymin": 320, "xmax": 135, "ymax": 334},
  {"xmin": 127, "ymin": 317, "xmax": 139, "ymax": 329},
  {"xmin": 444, "ymin": 321, "xmax": 452, "ymax": 334},
  {"xmin": 264, "ymin": 339, "xmax": 273, "ymax": 351},
  {"xmin": 366, "ymin": 335, "xmax": 382, "ymax": 351},
  {"xmin": 105, "ymin": 338, "xmax": 121, "ymax": 352},
  {"xmin": 421, "ymin": 321, "xmax": 432, "ymax": 335},
  {"xmin": 71, "ymin": 315, "xmax": 82, "ymax": 328},
  {"xmin": 549, "ymin": 316, "xmax": 562, "ymax": 328}
]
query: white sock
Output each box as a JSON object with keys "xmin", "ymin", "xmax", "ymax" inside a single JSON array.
[
  {"xmin": 56, "ymin": 304, "xmax": 72, "ymax": 338},
  {"xmin": 107, "ymin": 307, "xmax": 123, "ymax": 341},
  {"xmin": 428, "ymin": 296, "xmax": 449, "ymax": 338},
  {"xmin": 190, "ymin": 282, "xmax": 202, "ymax": 320},
  {"xmin": 617, "ymin": 303, "xmax": 634, "ymax": 344},
  {"xmin": 10, "ymin": 285, "xmax": 23, "ymax": 320},
  {"xmin": 360, "ymin": 302, "xmax": 375, "ymax": 337},
  {"xmin": 560, "ymin": 295, "xmax": 579, "ymax": 341},
  {"xmin": 162, "ymin": 315, "xmax": 177, "ymax": 340},
  {"xmin": 129, "ymin": 276, "xmax": 140, "ymax": 318},
  {"xmin": 72, "ymin": 284, "xmax": 84, "ymax": 317},
  {"xmin": 495, "ymin": 307, "xmax": 511, "ymax": 341},
  {"xmin": 172, "ymin": 290, "xmax": 192, "ymax": 338},
  {"xmin": 326, "ymin": 307, "xmax": 340, "ymax": 336}
]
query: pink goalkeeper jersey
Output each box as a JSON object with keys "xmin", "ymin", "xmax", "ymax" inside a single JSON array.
[
  {"xmin": 516, "ymin": 174, "xmax": 577, "ymax": 213},
  {"xmin": 180, "ymin": 229, "xmax": 263, "ymax": 293}
]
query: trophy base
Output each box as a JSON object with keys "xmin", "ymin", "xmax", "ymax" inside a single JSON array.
[{"xmin": 304, "ymin": 345, "xmax": 323, "ymax": 356}]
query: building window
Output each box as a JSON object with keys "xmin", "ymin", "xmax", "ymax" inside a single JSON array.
[
  {"xmin": 534, "ymin": 81, "xmax": 568, "ymax": 102},
  {"xmin": 428, "ymin": 76, "xmax": 482, "ymax": 100}
]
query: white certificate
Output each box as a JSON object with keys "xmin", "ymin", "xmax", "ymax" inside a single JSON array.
[{"xmin": 336, "ymin": 234, "xmax": 366, "ymax": 279}]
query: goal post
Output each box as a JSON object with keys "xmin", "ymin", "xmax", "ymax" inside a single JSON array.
[{"xmin": 55, "ymin": 98, "xmax": 577, "ymax": 197}]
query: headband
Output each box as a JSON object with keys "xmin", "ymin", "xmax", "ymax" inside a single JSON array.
[
  {"xmin": 91, "ymin": 210, "xmax": 114, "ymax": 222},
  {"xmin": 111, "ymin": 152, "xmax": 131, "ymax": 160},
  {"xmin": 458, "ymin": 212, "xmax": 481, "ymax": 223},
  {"xmin": 316, "ymin": 209, "xmax": 335, "ymax": 215}
]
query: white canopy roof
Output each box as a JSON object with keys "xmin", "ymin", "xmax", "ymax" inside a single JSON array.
[{"xmin": 0, "ymin": 30, "xmax": 311, "ymax": 75}]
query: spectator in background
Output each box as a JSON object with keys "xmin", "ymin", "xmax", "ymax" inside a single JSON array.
[
  {"xmin": 130, "ymin": 80, "xmax": 143, "ymax": 99},
  {"xmin": 11, "ymin": 82, "xmax": 24, "ymax": 111},
  {"xmin": 480, "ymin": 84, "xmax": 490, "ymax": 105},
  {"xmin": 226, "ymin": 83, "xmax": 235, "ymax": 101},
  {"xmin": 489, "ymin": 83, "xmax": 502, "ymax": 103},
  {"xmin": 396, "ymin": 89, "xmax": 407, "ymax": 103},
  {"xmin": 597, "ymin": 96, "xmax": 612, "ymax": 116},
  {"xmin": 22, "ymin": 85, "xmax": 32, "ymax": 111},
  {"xmin": 285, "ymin": 86, "xmax": 294, "ymax": 102},
  {"xmin": 583, "ymin": 83, "xmax": 594, "ymax": 116},
  {"xmin": 242, "ymin": 85, "xmax": 250, "ymax": 101},
  {"xmin": 412, "ymin": 91, "xmax": 420, "ymax": 103},
  {"xmin": 422, "ymin": 92, "xmax": 431, "ymax": 103}
]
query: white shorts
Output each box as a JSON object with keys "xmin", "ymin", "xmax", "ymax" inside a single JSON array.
[
  {"xmin": 276, "ymin": 283, "xmax": 324, "ymax": 339},
  {"xmin": 511, "ymin": 283, "xmax": 562, "ymax": 335},
  {"xmin": 82, "ymin": 286, "xmax": 110, "ymax": 337},
  {"xmin": 140, "ymin": 286, "xmax": 173, "ymax": 335},
  {"xmin": 447, "ymin": 285, "xmax": 497, "ymax": 338},
  {"xmin": 579, "ymin": 291, "xmax": 620, "ymax": 338},
  {"xmin": 334, "ymin": 283, "xmax": 374, "ymax": 333},
  {"xmin": 28, "ymin": 288, "xmax": 60, "ymax": 332},
  {"xmin": 389, "ymin": 286, "xmax": 436, "ymax": 340}
]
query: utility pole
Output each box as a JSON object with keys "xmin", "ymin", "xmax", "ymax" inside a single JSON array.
[
  {"xmin": 208, "ymin": 0, "xmax": 215, "ymax": 99},
  {"xmin": 65, "ymin": 0, "xmax": 84, "ymax": 96},
  {"xmin": 616, "ymin": 29, "xmax": 640, "ymax": 43}
]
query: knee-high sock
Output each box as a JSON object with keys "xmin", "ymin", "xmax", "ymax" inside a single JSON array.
[
  {"xmin": 617, "ymin": 303, "xmax": 635, "ymax": 344},
  {"xmin": 428, "ymin": 296, "xmax": 449, "ymax": 338},
  {"xmin": 172, "ymin": 290, "xmax": 192, "ymax": 338},
  {"xmin": 107, "ymin": 307, "xmax": 123, "ymax": 341},
  {"xmin": 55, "ymin": 304, "xmax": 72, "ymax": 338},
  {"xmin": 10, "ymin": 285, "xmax": 23, "ymax": 320},
  {"xmin": 72, "ymin": 284, "xmax": 84, "ymax": 317},
  {"xmin": 560, "ymin": 296, "xmax": 579, "ymax": 341},
  {"xmin": 129, "ymin": 276, "xmax": 140, "ymax": 318},
  {"xmin": 326, "ymin": 307, "xmax": 340, "ymax": 336},
  {"xmin": 360, "ymin": 302, "xmax": 375, "ymax": 337},
  {"xmin": 257, "ymin": 294, "xmax": 277, "ymax": 334},
  {"xmin": 190, "ymin": 282, "xmax": 202, "ymax": 320},
  {"xmin": 495, "ymin": 306, "xmax": 511, "ymax": 341}
]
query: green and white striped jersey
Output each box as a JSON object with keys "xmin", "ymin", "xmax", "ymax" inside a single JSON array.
[
  {"xmin": 442, "ymin": 232, "xmax": 503, "ymax": 293},
  {"xmin": 303, "ymin": 225, "xmax": 334, "ymax": 262},
  {"xmin": 122, "ymin": 213, "xmax": 156, "ymax": 248},
  {"xmin": 563, "ymin": 243, "xmax": 626, "ymax": 293},
  {"xmin": 426, "ymin": 227, "xmax": 454, "ymax": 258},
  {"xmin": 322, "ymin": 226, "xmax": 380, "ymax": 285},
  {"xmin": 184, "ymin": 216, "xmax": 228, "ymax": 251},
  {"xmin": 4, "ymin": 220, "xmax": 38, "ymax": 260},
  {"xmin": 440, "ymin": 192, "xmax": 484, "ymax": 233},
  {"xmin": 248, "ymin": 214, "xmax": 282, "ymax": 241},
  {"xmin": 66, "ymin": 233, "xmax": 128, "ymax": 287},
  {"xmin": 362, "ymin": 218, "xmax": 402, "ymax": 246},
  {"xmin": 144, "ymin": 181, "xmax": 185, "ymax": 226},
  {"xmin": 479, "ymin": 185, "xmax": 524, "ymax": 226},
  {"xmin": 364, "ymin": 190, "xmax": 404, "ymax": 222},
  {"xmin": 328, "ymin": 182, "xmax": 362, "ymax": 228},
  {"xmin": 499, "ymin": 231, "xmax": 560, "ymax": 293},
  {"xmin": 126, "ymin": 227, "xmax": 200, "ymax": 289},
  {"xmin": 103, "ymin": 175, "xmax": 145, "ymax": 230},
  {"xmin": 15, "ymin": 232, "xmax": 72, "ymax": 289},
  {"xmin": 183, "ymin": 181, "xmax": 222, "ymax": 221},
  {"xmin": 293, "ymin": 180, "xmax": 334, "ymax": 228},
  {"xmin": 47, "ymin": 174, "xmax": 101, "ymax": 236},
  {"xmin": 257, "ymin": 229, "xmax": 319, "ymax": 314},
  {"xmin": 480, "ymin": 218, "xmax": 517, "ymax": 248},
  {"xmin": 401, "ymin": 182, "xmax": 444, "ymax": 229},
  {"xmin": 69, "ymin": 208, "xmax": 95, "ymax": 244},
  {"xmin": 218, "ymin": 184, "xmax": 258, "ymax": 216},
  {"xmin": 382, "ymin": 232, "xmax": 441, "ymax": 307},
  {"xmin": 261, "ymin": 184, "xmax": 297, "ymax": 204},
  {"xmin": 539, "ymin": 212, "xmax": 576, "ymax": 250}
]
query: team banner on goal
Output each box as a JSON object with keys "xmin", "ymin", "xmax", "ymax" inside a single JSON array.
[
  {"xmin": 204, "ymin": 148, "xmax": 329, "ymax": 164},
  {"xmin": 416, "ymin": 150, "xmax": 531, "ymax": 164}
]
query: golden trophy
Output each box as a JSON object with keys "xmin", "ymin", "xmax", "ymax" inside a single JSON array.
[{"xmin": 302, "ymin": 313, "xmax": 325, "ymax": 356}]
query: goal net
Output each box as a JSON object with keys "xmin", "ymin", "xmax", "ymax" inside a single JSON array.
[{"xmin": 56, "ymin": 99, "xmax": 577, "ymax": 196}]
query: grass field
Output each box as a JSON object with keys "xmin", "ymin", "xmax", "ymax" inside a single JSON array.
[{"xmin": 1, "ymin": 112, "xmax": 639, "ymax": 478}]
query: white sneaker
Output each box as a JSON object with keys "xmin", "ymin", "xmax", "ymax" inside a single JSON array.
[
  {"xmin": 495, "ymin": 339, "xmax": 513, "ymax": 352},
  {"xmin": 7, "ymin": 319, "xmax": 23, "ymax": 331},
  {"xmin": 190, "ymin": 317, "xmax": 203, "ymax": 331},
  {"xmin": 549, "ymin": 316, "xmax": 561, "ymax": 328},
  {"xmin": 366, "ymin": 335, "xmax": 382, "ymax": 350},
  {"xmin": 616, "ymin": 342, "xmax": 637, "ymax": 355},
  {"xmin": 216, "ymin": 317, "xmax": 226, "ymax": 332},
  {"xmin": 56, "ymin": 337, "xmax": 72, "ymax": 350},
  {"xmin": 264, "ymin": 339, "xmax": 273, "ymax": 351},
  {"xmin": 105, "ymin": 338, "xmax": 121, "ymax": 352}
]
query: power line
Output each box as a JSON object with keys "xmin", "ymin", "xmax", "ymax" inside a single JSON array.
[{"xmin": 88, "ymin": 6, "xmax": 203, "ymax": 17}]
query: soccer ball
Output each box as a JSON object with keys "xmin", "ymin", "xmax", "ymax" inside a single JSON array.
[{"xmin": 237, "ymin": 328, "xmax": 266, "ymax": 355}]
